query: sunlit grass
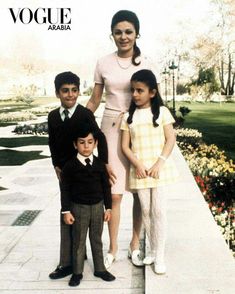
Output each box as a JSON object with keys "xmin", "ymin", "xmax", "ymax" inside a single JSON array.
[{"xmin": 174, "ymin": 101, "xmax": 235, "ymax": 160}]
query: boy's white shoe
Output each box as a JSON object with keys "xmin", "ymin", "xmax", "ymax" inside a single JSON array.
[
  {"xmin": 154, "ymin": 262, "xmax": 166, "ymax": 275},
  {"xmin": 143, "ymin": 256, "xmax": 155, "ymax": 265}
]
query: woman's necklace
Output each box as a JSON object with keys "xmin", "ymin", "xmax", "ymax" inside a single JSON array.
[{"xmin": 116, "ymin": 53, "xmax": 132, "ymax": 70}]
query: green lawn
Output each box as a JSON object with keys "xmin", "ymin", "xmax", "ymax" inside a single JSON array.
[
  {"xmin": 0, "ymin": 137, "xmax": 49, "ymax": 165},
  {"xmin": 0, "ymin": 149, "xmax": 49, "ymax": 165},
  {"xmin": 0, "ymin": 122, "xmax": 17, "ymax": 127},
  {"xmin": 0, "ymin": 136, "xmax": 48, "ymax": 148},
  {"xmin": 0, "ymin": 98, "xmax": 53, "ymax": 166},
  {"xmin": 174, "ymin": 102, "xmax": 235, "ymax": 160}
]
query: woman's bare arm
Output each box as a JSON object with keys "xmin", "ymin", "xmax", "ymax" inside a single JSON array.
[{"xmin": 86, "ymin": 83, "xmax": 104, "ymax": 113}]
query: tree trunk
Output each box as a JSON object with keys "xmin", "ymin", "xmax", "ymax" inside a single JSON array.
[
  {"xmin": 219, "ymin": 59, "xmax": 226, "ymax": 95},
  {"xmin": 231, "ymin": 72, "xmax": 235, "ymax": 95}
]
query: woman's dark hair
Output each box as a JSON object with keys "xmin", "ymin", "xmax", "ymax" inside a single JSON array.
[
  {"xmin": 111, "ymin": 10, "xmax": 141, "ymax": 66},
  {"xmin": 127, "ymin": 69, "xmax": 164, "ymax": 127}
]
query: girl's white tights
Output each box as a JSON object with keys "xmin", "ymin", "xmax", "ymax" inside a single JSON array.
[{"xmin": 138, "ymin": 186, "xmax": 167, "ymax": 263}]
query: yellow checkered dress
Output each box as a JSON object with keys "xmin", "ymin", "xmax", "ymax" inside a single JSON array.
[{"xmin": 121, "ymin": 106, "xmax": 178, "ymax": 189}]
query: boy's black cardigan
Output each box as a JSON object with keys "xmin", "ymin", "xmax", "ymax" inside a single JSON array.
[
  {"xmin": 48, "ymin": 104, "xmax": 108, "ymax": 169},
  {"xmin": 60, "ymin": 155, "xmax": 112, "ymax": 211}
]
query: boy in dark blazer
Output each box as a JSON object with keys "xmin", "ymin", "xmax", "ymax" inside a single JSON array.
[
  {"xmin": 48, "ymin": 71, "xmax": 108, "ymax": 279},
  {"xmin": 61, "ymin": 123, "xmax": 115, "ymax": 286}
]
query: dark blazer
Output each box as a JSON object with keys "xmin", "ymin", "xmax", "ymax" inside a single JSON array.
[
  {"xmin": 48, "ymin": 104, "xmax": 108, "ymax": 169},
  {"xmin": 61, "ymin": 155, "xmax": 112, "ymax": 211}
]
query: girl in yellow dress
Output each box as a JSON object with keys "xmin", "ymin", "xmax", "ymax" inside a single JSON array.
[{"xmin": 121, "ymin": 69, "xmax": 178, "ymax": 274}]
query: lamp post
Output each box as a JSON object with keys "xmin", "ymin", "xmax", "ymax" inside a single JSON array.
[
  {"xmin": 162, "ymin": 67, "xmax": 169, "ymax": 103},
  {"xmin": 169, "ymin": 60, "xmax": 178, "ymax": 115}
]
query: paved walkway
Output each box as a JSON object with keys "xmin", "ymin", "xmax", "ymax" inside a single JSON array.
[
  {"xmin": 0, "ymin": 102, "xmax": 234, "ymax": 293},
  {"xmin": 0, "ymin": 157, "xmax": 144, "ymax": 293},
  {"xmin": 145, "ymin": 147, "xmax": 235, "ymax": 294}
]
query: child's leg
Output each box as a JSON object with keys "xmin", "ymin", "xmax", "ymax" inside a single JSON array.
[
  {"xmin": 59, "ymin": 213, "xmax": 73, "ymax": 267},
  {"xmin": 130, "ymin": 192, "xmax": 142, "ymax": 251},
  {"xmin": 59, "ymin": 183, "xmax": 72, "ymax": 267},
  {"xmin": 89, "ymin": 201, "xmax": 106, "ymax": 272},
  {"xmin": 72, "ymin": 204, "xmax": 90, "ymax": 274},
  {"xmin": 137, "ymin": 189, "xmax": 154, "ymax": 251},
  {"xmin": 151, "ymin": 186, "xmax": 167, "ymax": 264}
]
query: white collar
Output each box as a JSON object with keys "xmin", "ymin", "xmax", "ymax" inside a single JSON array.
[
  {"xmin": 77, "ymin": 153, "xmax": 94, "ymax": 166},
  {"xmin": 59, "ymin": 103, "xmax": 78, "ymax": 119}
]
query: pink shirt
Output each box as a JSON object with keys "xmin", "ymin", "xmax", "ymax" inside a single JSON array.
[{"xmin": 94, "ymin": 52, "xmax": 160, "ymax": 114}]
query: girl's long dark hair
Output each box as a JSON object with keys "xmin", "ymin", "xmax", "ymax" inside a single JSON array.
[{"xmin": 127, "ymin": 69, "xmax": 164, "ymax": 127}]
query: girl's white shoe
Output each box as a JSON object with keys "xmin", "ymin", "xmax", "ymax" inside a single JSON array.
[
  {"xmin": 154, "ymin": 262, "xmax": 166, "ymax": 275},
  {"xmin": 128, "ymin": 247, "xmax": 144, "ymax": 267},
  {"xmin": 104, "ymin": 253, "xmax": 116, "ymax": 269},
  {"xmin": 143, "ymin": 256, "xmax": 155, "ymax": 265}
]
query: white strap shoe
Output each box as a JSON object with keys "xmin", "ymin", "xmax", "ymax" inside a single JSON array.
[
  {"xmin": 128, "ymin": 247, "xmax": 144, "ymax": 267},
  {"xmin": 143, "ymin": 256, "xmax": 155, "ymax": 265},
  {"xmin": 154, "ymin": 262, "xmax": 166, "ymax": 275},
  {"xmin": 104, "ymin": 253, "xmax": 115, "ymax": 269}
]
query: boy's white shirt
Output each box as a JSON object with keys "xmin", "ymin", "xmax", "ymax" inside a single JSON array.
[
  {"xmin": 77, "ymin": 153, "xmax": 94, "ymax": 165},
  {"xmin": 59, "ymin": 102, "xmax": 78, "ymax": 120}
]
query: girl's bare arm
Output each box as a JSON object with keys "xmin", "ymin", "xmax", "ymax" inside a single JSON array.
[
  {"xmin": 148, "ymin": 123, "xmax": 176, "ymax": 178},
  {"xmin": 122, "ymin": 130, "xmax": 147, "ymax": 178}
]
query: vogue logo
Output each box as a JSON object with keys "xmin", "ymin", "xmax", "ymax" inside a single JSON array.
[{"xmin": 9, "ymin": 8, "xmax": 71, "ymax": 30}]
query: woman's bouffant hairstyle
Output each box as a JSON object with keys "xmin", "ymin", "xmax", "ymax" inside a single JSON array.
[
  {"xmin": 111, "ymin": 10, "xmax": 141, "ymax": 66},
  {"xmin": 127, "ymin": 69, "xmax": 164, "ymax": 127}
]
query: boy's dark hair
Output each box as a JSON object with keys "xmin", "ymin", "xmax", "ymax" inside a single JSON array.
[
  {"xmin": 127, "ymin": 69, "xmax": 164, "ymax": 127},
  {"xmin": 72, "ymin": 121, "xmax": 98, "ymax": 142},
  {"xmin": 111, "ymin": 10, "xmax": 141, "ymax": 66},
  {"xmin": 54, "ymin": 71, "xmax": 80, "ymax": 92}
]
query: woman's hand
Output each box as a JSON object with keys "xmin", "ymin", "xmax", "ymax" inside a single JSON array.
[
  {"xmin": 104, "ymin": 209, "xmax": 112, "ymax": 222},
  {"xmin": 136, "ymin": 163, "xmax": 148, "ymax": 179},
  {"xmin": 106, "ymin": 164, "xmax": 117, "ymax": 186},
  {"xmin": 63, "ymin": 212, "xmax": 75, "ymax": 225}
]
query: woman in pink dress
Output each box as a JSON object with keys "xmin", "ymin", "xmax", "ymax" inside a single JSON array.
[{"xmin": 86, "ymin": 10, "xmax": 159, "ymax": 268}]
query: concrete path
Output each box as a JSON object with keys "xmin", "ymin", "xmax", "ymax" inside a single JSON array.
[
  {"xmin": 0, "ymin": 101, "xmax": 234, "ymax": 293},
  {"xmin": 145, "ymin": 147, "xmax": 235, "ymax": 294},
  {"xmin": 0, "ymin": 156, "xmax": 144, "ymax": 293}
]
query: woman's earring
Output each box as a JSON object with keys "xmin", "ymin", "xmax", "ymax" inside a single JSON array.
[{"xmin": 136, "ymin": 34, "xmax": 141, "ymax": 39}]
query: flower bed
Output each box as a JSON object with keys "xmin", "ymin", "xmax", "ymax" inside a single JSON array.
[
  {"xmin": 13, "ymin": 122, "xmax": 48, "ymax": 135},
  {"xmin": 177, "ymin": 128, "xmax": 235, "ymax": 255},
  {"xmin": 0, "ymin": 105, "xmax": 55, "ymax": 122},
  {"xmin": 0, "ymin": 111, "xmax": 37, "ymax": 122}
]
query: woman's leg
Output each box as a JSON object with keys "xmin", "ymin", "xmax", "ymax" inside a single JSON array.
[
  {"xmin": 151, "ymin": 186, "xmax": 167, "ymax": 264},
  {"xmin": 108, "ymin": 193, "xmax": 122, "ymax": 255},
  {"xmin": 130, "ymin": 192, "xmax": 142, "ymax": 251}
]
